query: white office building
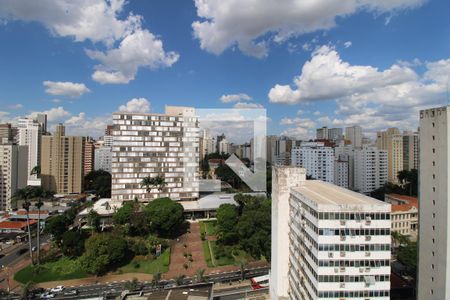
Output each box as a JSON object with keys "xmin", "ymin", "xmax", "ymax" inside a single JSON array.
[
  {"xmin": 111, "ymin": 106, "xmax": 199, "ymax": 202},
  {"xmin": 271, "ymin": 166, "xmax": 391, "ymax": 300},
  {"xmin": 94, "ymin": 147, "xmax": 112, "ymax": 173},
  {"xmin": 345, "ymin": 125, "xmax": 363, "ymax": 148},
  {"xmin": 354, "ymin": 146, "xmax": 388, "ymax": 195},
  {"xmin": 17, "ymin": 117, "xmax": 43, "ymax": 186},
  {"xmin": 418, "ymin": 106, "xmax": 450, "ymax": 300},
  {"xmin": 291, "ymin": 142, "xmax": 334, "ymax": 183}
]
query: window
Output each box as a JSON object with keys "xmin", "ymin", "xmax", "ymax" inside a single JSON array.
[
  {"xmin": 432, "ymin": 122, "xmax": 435, "ymax": 127},
  {"xmin": 432, "ymin": 135, "xmax": 435, "ymax": 140},
  {"xmin": 432, "ymin": 264, "xmax": 435, "ymax": 269},
  {"xmin": 432, "ymin": 148, "xmax": 435, "ymax": 153}
]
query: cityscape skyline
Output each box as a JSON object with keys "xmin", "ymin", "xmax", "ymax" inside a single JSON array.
[{"xmin": 0, "ymin": 0, "xmax": 449, "ymax": 140}]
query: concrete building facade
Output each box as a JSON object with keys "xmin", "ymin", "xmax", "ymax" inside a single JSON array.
[
  {"xmin": 94, "ymin": 147, "xmax": 112, "ymax": 173},
  {"xmin": 271, "ymin": 166, "xmax": 391, "ymax": 300},
  {"xmin": 418, "ymin": 106, "xmax": 450, "ymax": 300},
  {"xmin": 111, "ymin": 106, "xmax": 199, "ymax": 202},
  {"xmin": 291, "ymin": 142, "xmax": 334, "ymax": 183},
  {"xmin": 0, "ymin": 144, "xmax": 28, "ymax": 210},
  {"xmin": 354, "ymin": 146, "xmax": 388, "ymax": 194},
  {"xmin": 345, "ymin": 125, "xmax": 363, "ymax": 148},
  {"xmin": 17, "ymin": 118, "xmax": 42, "ymax": 186},
  {"xmin": 41, "ymin": 124, "xmax": 85, "ymax": 194}
]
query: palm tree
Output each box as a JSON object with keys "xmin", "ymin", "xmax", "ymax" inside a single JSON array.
[
  {"xmin": 239, "ymin": 260, "xmax": 247, "ymax": 280},
  {"xmin": 22, "ymin": 200, "xmax": 33, "ymax": 264},
  {"xmin": 140, "ymin": 176, "xmax": 167, "ymax": 193},
  {"xmin": 35, "ymin": 198, "xmax": 43, "ymax": 265},
  {"xmin": 175, "ymin": 274, "xmax": 185, "ymax": 286},
  {"xmin": 196, "ymin": 268, "xmax": 205, "ymax": 283},
  {"xmin": 152, "ymin": 272, "xmax": 162, "ymax": 287},
  {"xmin": 30, "ymin": 165, "xmax": 41, "ymax": 177}
]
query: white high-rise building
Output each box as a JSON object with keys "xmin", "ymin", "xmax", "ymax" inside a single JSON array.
[
  {"xmin": 418, "ymin": 106, "xmax": 450, "ymax": 300},
  {"xmin": 111, "ymin": 106, "xmax": 199, "ymax": 202},
  {"xmin": 354, "ymin": 146, "xmax": 388, "ymax": 194},
  {"xmin": 345, "ymin": 125, "xmax": 363, "ymax": 148},
  {"xmin": 334, "ymin": 154, "xmax": 349, "ymax": 188},
  {"xmin": 402, "ymin": 131, "xmax": 419, "ymax": 171},
  {"xmin": 17, "ymin": 117, "xmax": 42, "ymax": 186},
  {"xmin": 200, "ymin": 129, "xmax": 215, "ymax": 159},
  {"xmin": 316, "ymin": 127, "xmax": 329, "ymax": 140},
  {"xmin": 94, "ymin": 147, "xmax": 112, "ymax": 173},
  {"xmin": 0, "ymin": 144, "xmax": 28, "ymax": 210},
  {"xmin": 271, "ymin": 166, "xmax": 391, "ymax": 300},
  {"xmin": 328, "ymin": 127, "xmax": 344, "ymax": 141},
  {"xmin": 335, "ymin": 141, "xmax": 356, "ymax": 190},
  {"xmin": 291, "ymin": 142, "xmax": 334, "ymax": 183}
]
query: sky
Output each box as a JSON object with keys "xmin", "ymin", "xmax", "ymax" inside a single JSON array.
[{"xmin": 0, "ymin": 0, "xmax": 449, "ymax": 141}]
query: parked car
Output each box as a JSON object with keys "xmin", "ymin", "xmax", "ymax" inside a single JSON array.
[{"xmin": 49, "ymin": 286, "xmax": 64, "ymax": 293}]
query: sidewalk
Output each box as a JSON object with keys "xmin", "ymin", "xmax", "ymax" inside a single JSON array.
[{"xmin": 0, "ymin": 257, "xmax": 32, "ymax": 292}]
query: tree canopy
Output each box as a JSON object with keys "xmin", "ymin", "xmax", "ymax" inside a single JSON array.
[
  {"xmin": 144, "ymin": 198, "xmax": 185, "ymax": 238},
  {"xmin": 61, "ymin": 231, "xmax": 87, "ymax": 258},
  {"xmin": 84, "ymin": 170, "xmax": 111, "ymax": 198},
  {"xmin": 80, "ymin": 233, "xmax": 128, "ymax": 275}
]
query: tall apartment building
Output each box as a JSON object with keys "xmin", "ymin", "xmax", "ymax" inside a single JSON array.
[
  {"xmin": 84, "ymin": 138, "xmax": 95, "ymax": 176},
  {"xmin": 266, "ymin": 135, "xmax": 278, "ymax": 165},
  {"xmin": 17, "ymin": 117, "xmax": 43, "ymax": 186},
  {"xmin": 111, "ymin": 106, "xmax": 199, "ymax": 202},
  {"xmin": 0, "ymin": 144, "xmax": 28, "ymax": 210},
  {"xmin": 41, "ymin": 124, "xmax": 85, "ymax": 194},
  {"xmin": 271, "ymin": 166, "xmax": 391, "ymax": 300},
  {"xmin": 403, "ymin": 132, "xmax": 419, "ymax": 171},
  {"xmin": 199, "ymin": 129, "xmax": 214, "ymax": 159},
  {"xmin": 291, "ymin": 142, "xmax": 334, "ymax": 183},
  {"xmin": 334, "ymin": 155, "xmax": 349, "ymax": 188},
  {"xmin": 0, "ymin": 124, "xmax": 15, "ymax": 144},
  {"xmin": 345, "ymin": 125, "xmax": 363, "ymax": 148},
  {"xmin": 354, "ymin": 146, "xmax": 388, "ymax": 194},
  {"xmin": 376, "ymin": 128, "xmax": 403, "ymax": 183},
  {"xmin": 418, "ymin": 106, "xmax": 450, "ymax": 300},
  {"xmin": 316, "ymin": 127, "xmax": 328, "ymax": 140},
  {"xmin": 94, "ymin": 147, "xmax": 112, "ymax": 173},
  {"xmin": 335, "ymin": 141, "xmax": 355, "ymax": 190}
]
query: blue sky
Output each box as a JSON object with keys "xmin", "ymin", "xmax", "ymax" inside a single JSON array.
[{"xmin": 0, "ymin": 0, "xmax": 449, "ymax": 140}]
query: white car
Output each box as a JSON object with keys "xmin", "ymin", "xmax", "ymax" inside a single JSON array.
[
  {"xmin": 40, "ymin": 292, "xmax": 55, "ymax": 299},
  {"xmin": 50, "ymin": 286, "xmax": 64, "ymax": 293}
]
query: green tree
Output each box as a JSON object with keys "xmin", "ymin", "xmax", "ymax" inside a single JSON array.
[
  {"xmin": 113, "ymin": 201, "xmax": 136, "ymax": 225},
  {"xmin": 397, "ymin": 242, "xmax": 417, "ymax": 275},
  {"xmin": 144, "ymin": 198, "xmax": 185, "ymax": 238},
  {"xmin": 80, "ymin": 233, "xmax": 128, "ymax": 275},
  {"xmin": 216, "ymin": 204, "xmax": 239, "ymax": 245},
  {"xmin": 84, "ymin": 170, "xmax": 111, "ymax": 198},
  {"xmin": 61, "ymin": 231, "xmax": 86, "ymax": 258},
  {"xmin": 175, "ymin": 275, "xmax": 185, "ymax": 286},
  {"xmin": 140, "ymin": 176, "xmax": 167, "ymax": 193},
  {"xmin": 152, "ymin": 272, "xmax": 162, "ymax": 287},
  {"xmin": 87, "ymin": 210, "xmax": 101, "ymax": 232},
  {"xmin": 196, "ymin": 268, "xmax": 205, "ymax": 283}
]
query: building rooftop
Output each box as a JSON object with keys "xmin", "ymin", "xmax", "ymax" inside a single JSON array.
[
  {"xmin": 79, "ymin": 198, "xmax": 124, "ymax": 216},
  {"xmin": 180, "ymin": 192, "xmax": 266, "ymax": 211},
  {"xmin": 0, "ymin": 220, "xmax": 37, "ymax": 230},
  {"xmin": 292, "ymin": 180, "xmax": 390, "ymax": 210}
]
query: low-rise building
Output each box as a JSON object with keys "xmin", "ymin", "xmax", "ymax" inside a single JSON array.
[{"xmin": 385, "ymin": 194, "xmax": 418, "ymax": 241}]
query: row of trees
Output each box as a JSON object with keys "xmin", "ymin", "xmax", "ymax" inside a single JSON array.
[
  {"xmin": 370, "ymin": 169, "xmax": 418, "ymax": 200},
  {"xmin": 12, "ymin": 186, "xmax": 54, "ymax": 265},
  {"xmin": 215, "ymin": 193, "xmax": 271, "ymax": 260}
]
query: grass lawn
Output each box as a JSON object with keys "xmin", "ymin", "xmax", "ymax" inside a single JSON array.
[
  {"xmin": 14, "ymin": 257, "xmax": 88, "ymax": 284},
  {"xmin": 204, "ymin": 241, "xmax": 252, "ymax": 267},
  {"xmin": 118, "ymin": 248, "xmax": 171, "ymax": 274},
  {"xmin": 202, "ymin": 241, "xmax": 213, "ymax": 268},
  {"xmin": 204, "ymin": 221, "xmax": 217, "ymax": 235}
]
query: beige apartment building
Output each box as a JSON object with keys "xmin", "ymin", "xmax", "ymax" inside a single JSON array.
[
  {"xmin": 41, "ymin": 124, "xmax": 85, "ymax": 194},
  {"xmin": 111, "ymin": 106, "xmax": 199, "ymax": 202}
]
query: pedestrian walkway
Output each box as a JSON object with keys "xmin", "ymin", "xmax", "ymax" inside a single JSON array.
[
  {"xmin": 0, "ymin": 257, "xmax": 31, "ymax": 292},
  {"xmin": 164, "ymin": 223, "xmax": 208, "ymax": 279}
]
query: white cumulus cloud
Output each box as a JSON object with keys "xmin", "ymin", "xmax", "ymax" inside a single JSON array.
[
  {"xmin": 43, "ymin": 81, "xmax": 90, "ymax": 98},
  {"xmin": 0, "ymin": 0, "xmax": 179, "ymax": 84},
  {"xmin": 220, "ymin": 93, "xmax": 252, "ymax": 103},
  {"xmin": 233, "ymin": 102, "xmax": 263, "ymax": 109},
  {"xmin": 28, "ymin": 106, "xmax": 71, "ymax": 122},
  {"xmin": 118, "ymin": 98, "xmax": 151, "ymax": 113},
  {"xmin": 192, "ymin": 0, "xmax": 426, "ymax": 57}
]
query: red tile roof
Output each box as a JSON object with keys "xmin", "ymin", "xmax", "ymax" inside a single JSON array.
[
  {"xmin": 16, "ymin": 210, "xmax": 49, "ymax": 215},
  {"xmin": 0, "ymin": 220, "xmax": 37, "ymax": 230}
]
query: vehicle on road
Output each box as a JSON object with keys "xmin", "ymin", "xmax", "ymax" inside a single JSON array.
[
  {"xmin": 40, "ymin": 292, "xmax": 55, "ymax": 299},
  {"xmin": 63, "ymin": 289, "xmax": 78, "ymax": 296},
  {"xmin": 16, "ymin": 248, "xmax": 27, "ymax": 256},
  {"xmin": 250, "ymin": 275, "xmax": 269, "ymax": 290},
  {"xmin": 49, "ymin": 286, "xmax": 64, "ymax": 293},
  {"xmin": 32, "ymin": 246, "xmax": 37, "ymax": 252}
]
